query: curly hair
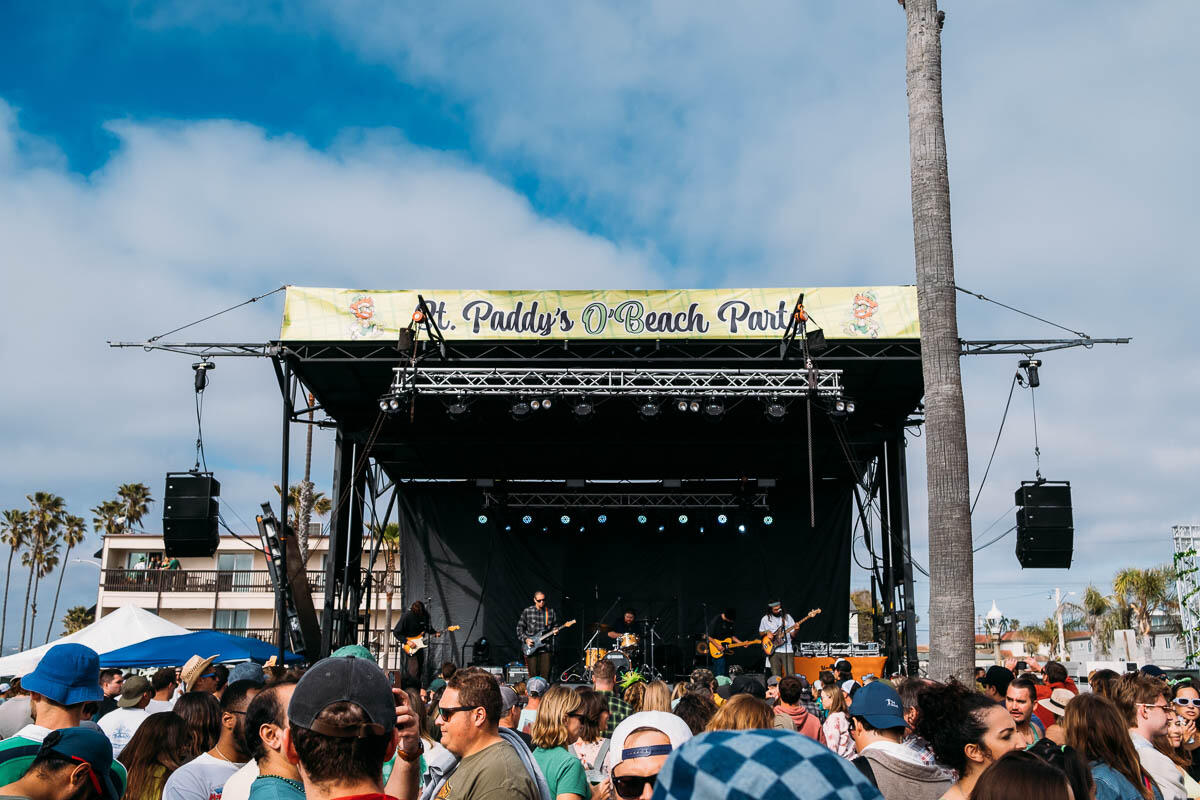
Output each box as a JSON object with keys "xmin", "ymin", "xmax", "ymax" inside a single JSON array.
[
  {"xmin": 673, "ymin": 693, "xmax": 717, "ymax": 735},
  {"xmin": 623, "ymin": 682, "xmax": 646, "ymax": 710},
  {"xmin": 914, "ymin": 680, "xmax": 1001, "ymax": 775}
]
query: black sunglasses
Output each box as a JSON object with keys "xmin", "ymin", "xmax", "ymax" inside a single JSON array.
[
  {"xmin": 437, "ymin": 704, "xmax": 481, "ymax": 719},
  {"xmin": 613, "ymin": 774, "xmax": 657, "ymax": 798}
]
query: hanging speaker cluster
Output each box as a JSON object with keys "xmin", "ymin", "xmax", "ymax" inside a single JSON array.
[
  {"xmin": 163, "ymin": 472, "xmax": 221, "ymax": 557},
  {"xmin": 1014, "ymin": 480, "xmax": 1073, "ymax": 568}
]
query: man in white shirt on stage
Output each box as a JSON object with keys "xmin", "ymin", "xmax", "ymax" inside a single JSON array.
[{"xmin": 759, "ymin": 600, "xmax": 796, "ymax": 677}]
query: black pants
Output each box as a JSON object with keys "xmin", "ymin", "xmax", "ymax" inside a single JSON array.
[
  {"xmin": 402, "ymin": 647, "xmax": 426, "ymax": 687},
  {"xmin": 526, "ymin": 650, "xmax": 552, "ymax": 681}
]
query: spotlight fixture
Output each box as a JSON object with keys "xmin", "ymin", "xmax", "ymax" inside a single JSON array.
[
  {"xmin": 504, "ymin": 524, "xmax": 513, "ymax": 532},
  {"xmin": 764, "ymin": 397, "xmax": 787, "ymax": 421},
  {"xmin": 689, "ymin": 400, "xmax": 701, "ymax": 413},
  {"xmin": 677, "ymin": 514, "xmax": 689, "ymax": 525},
  {"xmin": 658, "ymin": 524, "xmax": 666, "ymax": 532},
  {"xmin": 737, "ymin": 523, "xmax": 747, "ymax": 534},
  {"xmin": 541, "ymin": 397, "xmax": 554, "ymax": 410},
  {"xmin": 703, "ymin": 398, "xmax": 725, "ymax": 418},
  {"xmin": 676, "ymin": 399, "xmax": 688, "ymax": 413},
  {"xmin": 597, "ymin": 514, "xmax": 608, "ymax": 524},
  {"xmin": 378, "ymin": 398, "xmax": 389, "ymax": 412},
  {"xmin": 845, "ymin": 401, "xmax": 855, "ymax": 413},
  {"xmin": 521, "ymin": 514, "xmax": 533, "ymax": 525},
  {"xmin": 477, "ymin": 514, "xmax": 489, "ymax": 524},
  {"xmin": 832, "ymin": 397, "xmax": 856, "ymax": 417},
  {"xmin": 572, "ymin": 399, "xmax": 595, "ymax": 418},
  {"xmin": 388, "ymin": 397, "xmax": 402, "ymax": 412},
  {"xmin": 530, "ymin": 399, "xmax": 542, "ymax": 410},
  {"xmin": 511, "ymin": 398, "xmax": 532, "ymax": 419},
  {"xmin": 638, "ymin": 399, "xmax": 661, "ymax": 419},
  {"xmin": 762, "ymin": 515, "xmax": 774, "ymax": 526},
  {"xmin": 559, "ymin": 514, "xmax": 571, "ymax": 525},
  {"xmin": 636, "ymin": 514, "xmax": 648, "ymax": 524},
  {"xmin": 717, "ymin": 514, "xmax": 728, "ymax": 525},
  {"xmin": 446, "ymin": 395, "xmax": 469, "ymax": 417}
]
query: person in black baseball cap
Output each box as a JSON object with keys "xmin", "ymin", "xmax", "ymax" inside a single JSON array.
[
  {"xmin": 0, "ymin": 728, "xmax": 125, "ymax": 800},
  {"xmin": 284, "ymin": 656, "xmax": 422, "ymax": 800},
  {"xmin": 978, "ymin": 666, "xmax": 1014, "ymax": 703}
]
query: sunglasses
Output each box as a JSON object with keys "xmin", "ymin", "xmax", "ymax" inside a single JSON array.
[
  {"xmin": 613, "ymin": 774, "xmax": 657, "ymax": 798},
  {"xmin": 567, "ymin": 711, "xmax": 591, "ymax": 721},
  {"xmin": 1175, "ymin": 698, "xmax": 1200, "ymax": 707},
  {"xmin": 437, "ymin": 704, "xmax": 481, "ymax": 719}
]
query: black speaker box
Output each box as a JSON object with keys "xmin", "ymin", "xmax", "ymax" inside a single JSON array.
[
  {"xmin": 163, "ymin": 472, "xmax": 220, "ymax": 557},
  {"xmin": 1014, "ymin": 480, "xmax": 1073, "ymax": 568}
]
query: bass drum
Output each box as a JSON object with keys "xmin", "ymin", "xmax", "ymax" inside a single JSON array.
[
  {"xmin": 605, "ymin": 649, "xmax": 630, "ymax": 673},
  {"xmin": 584, "ymin": 648, "xmax": 608, "ymax": 669}
]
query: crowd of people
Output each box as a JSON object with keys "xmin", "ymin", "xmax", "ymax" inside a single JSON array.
[{"xmin": 3, "ymin": 643, "xmax": 1200, "ymax": 800}]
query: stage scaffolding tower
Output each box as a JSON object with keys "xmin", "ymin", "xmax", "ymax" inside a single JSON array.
[{"xmin": 1173, "ymin": 524, "xmax": 1200, "ymax": 666}]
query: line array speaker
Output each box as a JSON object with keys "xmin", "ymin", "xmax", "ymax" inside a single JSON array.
[
  {"xmin": 1014, "ymin": 480, "xmax": 1073, "ymax": 569},
  {"xmin": 163, "ymin": 472, "xmax": 220, "ymax": 557}
]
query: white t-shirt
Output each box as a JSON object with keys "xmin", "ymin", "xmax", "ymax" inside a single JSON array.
[
  {"xmin": 98, "ymin": 707, "xmax": 150, "ymax": 757},
  {"xmin": 162, "ymin": 751, "xmax": 245, "ymax": 800},
  {"xmin": 146, "ymin": 698, "xmax": 177, "ymax": 713},
  {"xmin": 517, "ymin": 707, "xmax": 538, "ymax": 732},
  {"xmin": 759, "ymin": 613, "xmax": 796, "ymax": 655},
  {"xmin": 218, "ymin": 760, "xmax": 259, "ymax": 800}
]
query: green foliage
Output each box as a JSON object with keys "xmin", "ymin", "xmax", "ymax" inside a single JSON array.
[{"xmin": 62, "ymin": 606, "xmax": 94, "ymax": 634}]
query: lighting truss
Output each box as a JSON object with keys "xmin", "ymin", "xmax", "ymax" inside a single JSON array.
[
  {"xmin": 386, "ymin": 365, "xmax": 843, "ymax": 399},
  {"xmin": 482, "ymin": 491, "xmax": 770, "ymax": 509}
]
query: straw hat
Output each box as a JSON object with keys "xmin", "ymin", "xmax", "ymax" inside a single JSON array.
[
  {"xmin": 1037, "ymin": 687, "xmax": 1075, "ymax": 717},
  {"xmin": 180, "ymin": 654, "xmax": 218, "ymax": 691}
]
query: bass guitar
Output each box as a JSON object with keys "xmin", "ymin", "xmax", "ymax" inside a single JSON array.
[
  {"xmin": 761, "ymin": 608, "xmax": 822, "ymax": 656},
  {"xmin": 402, "ymin": 625, "xmax": 461, "ymax": 656},
  {"xmin": 522, "ymin": 619, "xmax": 576, "ymax": 657},
  {"xmin": 707, "ymin": 638, "xmax": 760, "ymax": 659}
]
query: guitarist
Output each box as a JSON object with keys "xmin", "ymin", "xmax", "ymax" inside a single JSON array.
[
  {"xmin": 392, "ymin": 600, "xmax": 435, "ymax": 687},
  {"xmin": 759, "ymin": 600, "xmax": 796, "ymax": 677},
  {"xmin": 516, "ymin": 590, "xmax": 557, "ymax": 680},
  {"xmin": 706, "ymin": 608, "xmax": 742, "ymax": 677}
]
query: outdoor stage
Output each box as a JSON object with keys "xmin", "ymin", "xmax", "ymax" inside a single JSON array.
[{"xmin": 272, "ymin": 287, "xmax": 925, "ymax": 679}]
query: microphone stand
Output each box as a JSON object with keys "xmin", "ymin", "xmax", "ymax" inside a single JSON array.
[
  {"xmin": 701, "ymin": 601, "xmax": 710, "ymax": 669},
  {"xmin": 583, "ymin": 594, "xmax": 623, "ymax": 651}
]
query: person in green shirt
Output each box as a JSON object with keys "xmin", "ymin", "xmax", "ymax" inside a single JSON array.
[
  {"xmin": 0, "ymin": 644, "xmax": 127, "ymax": 791},
  {"xmin": 530, "ymin": 687, "xmax": 591, "ymax": 800}
]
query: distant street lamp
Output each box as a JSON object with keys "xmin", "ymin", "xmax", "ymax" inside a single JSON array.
[{"xmin": 983, "ymin": 600, "xmax": 1011, "ymax": 667}]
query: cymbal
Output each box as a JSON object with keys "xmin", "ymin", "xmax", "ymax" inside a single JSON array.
[{"xmin": 589, "ymin": 623, "xmax": 612, "ymax": 631}]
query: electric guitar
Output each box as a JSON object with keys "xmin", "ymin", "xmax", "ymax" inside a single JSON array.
[
  {"xmin": 522, "ymin": 620, "xmax": 576, "ymax": 656},
  {"xmin": 761, "ymin": 608, "xmax": 822, "ymax": 656},
  {"xmin": 402, "ymin": 625, "xmax": 461, "ymax": 656},
  {"xmin": 707, "ymin": 638, "xmax": 760, "ymax": 659}
]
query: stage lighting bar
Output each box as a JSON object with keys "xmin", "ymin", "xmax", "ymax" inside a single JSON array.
[
  {"xmin": 386, "ymin": 365, "xmax": 844, "ymax": 399},
  {"xmin": 483, "ymin": 491, "xmax": 770, "ymax": 509}
]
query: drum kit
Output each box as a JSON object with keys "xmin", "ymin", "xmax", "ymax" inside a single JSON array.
[{"xmin": 563, "ymin": 622, "xmax": 655, "ymax": 681}]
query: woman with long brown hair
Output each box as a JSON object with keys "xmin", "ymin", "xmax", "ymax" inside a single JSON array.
[
  {"xmin": 820, "ymin": 685, "xmax": 853, "ymax": 758},
  {"xmin": 118, "ymin": 712, "xmax": 196, "ymax": 800},
  {"xmin": 971, "ymin": 750, "xmax": 1073, "ymax": 800},
  {"xmin": 705, "ymin": 694, "xmax": 774, "ymax": 731},
  {"xmin": 1065, "ymin": 692, "xmax": 1157, "ymax": 800},
  {"xmin": 172, "ymin": 692, "xmax": 222, "ymax": 757},
  {"xmin": 567, "ymin": 689, "xmax": 610, "ymax": 784}
]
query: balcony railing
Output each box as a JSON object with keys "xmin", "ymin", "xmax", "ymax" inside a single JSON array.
[
  {"xmin": 213, "ymin": 627, "xmax": 278, "ymax": 643},
  {"xmin": 100, "ymin": 569, "xmax": 400, "ymax": 594}
]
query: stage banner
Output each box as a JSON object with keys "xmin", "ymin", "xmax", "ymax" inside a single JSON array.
[{"xmin": 280, "ymin": 286, "xmax": 919, "ymax": 342}]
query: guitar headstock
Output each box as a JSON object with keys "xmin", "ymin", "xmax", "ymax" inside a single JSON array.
[
  {"xmin": 805, "ymin": 608, "xmax": 822, "ymax": 620},
  {"xmin": 446, "ymin": 625, "xmax": 461, "ymax": 632},
  {"xmin": 563, "ymin": 619, "xmax": 577, "ymax": 628}
]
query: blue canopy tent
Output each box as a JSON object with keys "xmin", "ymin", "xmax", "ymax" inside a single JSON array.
[{"xmin": 99, "ymin": 630, "xmax": 304, "ymax": 667}]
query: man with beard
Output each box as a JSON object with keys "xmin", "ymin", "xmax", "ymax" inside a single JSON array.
[
  {"xmin": 163, "ymin": 680, "xmax": 260, "ymax": 800},
  {"xmin": 758, "ymin": 601, "xmax": 796, "ymax": 677},
  {"xmin": 393, "ymin": 601, "xmax": 438, "ymax": 688},
  {"xmin": 1005, "ymin": 676, "xmax": 1043, "ymax": 748}
]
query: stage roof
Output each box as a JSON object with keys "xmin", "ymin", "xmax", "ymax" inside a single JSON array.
[{"xmin": 279, "ymin": 287, "xmax": 924, "ymax": 482}]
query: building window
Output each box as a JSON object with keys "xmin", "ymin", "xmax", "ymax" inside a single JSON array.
[
  {"xmin": 1088, "ymin": 641, "xmax": 1092, "ymax": 652},
  {"xmin": 1166, "ymin": 637, "xmax": 1172, "ymax": 650},
  {"xmin": 215, "ymin": 609, "xmax": 249, "ymax": 633}
]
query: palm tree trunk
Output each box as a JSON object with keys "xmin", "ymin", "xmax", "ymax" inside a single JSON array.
[
  {"xmin": 905, "ymin": 0, "xmax": 974, "ymax": 682},
  {"xmin": 299, "ymin": 394, "xmax": 315, "ymax": 566},
  {"xmin": 383, "ymin": 549, "xmax": 395, "ymax": 670},
  {"xmin": 1, "ymin": 548, "xmax": 14, "ymax": 650},
  {"xmin": 44, "ymin": 545, "xmax": 72, "ymax": 644},
  {"xmin": 19, "ymin": 560, "xmax": 35, "ymax": 650},
  {"xmin": 28, "ymin": 571, "xmax": 41, "ymax": 650}
]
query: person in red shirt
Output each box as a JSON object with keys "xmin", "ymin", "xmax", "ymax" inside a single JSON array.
[{"xmin": 1033, "ymin": 662, "xmax": 1078, "ymax": 731}]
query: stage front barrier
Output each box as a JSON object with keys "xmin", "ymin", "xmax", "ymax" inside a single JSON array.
[{"xmin": 791, "ymin": 655, "xmax": 888, "ymax": 684}]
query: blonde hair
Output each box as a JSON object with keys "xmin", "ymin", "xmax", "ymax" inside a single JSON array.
[
  {"xmin": 671, "ymin": 682, "xmax": 689, "ymax": 702},
  {"xmin": 705, "ymin": 694, "xmax": 775, "ymax": 731},
  {"xmin": 623, "ymin": 682, "xmax": 646, "ymax": 710},
  {"xmin": 641, "ymin": 681, "xmax": 671, "ymax": 712},
  {"xmin": 530, "ymin": 685, "xmax": 582, "ymax": 749},
  {"xmin": 822, "ymin": 686, "xmax": 848, "ymax": 715}
]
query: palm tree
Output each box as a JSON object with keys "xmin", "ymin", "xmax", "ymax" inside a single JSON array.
[
  {"xmin": 29, "ymin": 541, "xmax": 61, "ymax": 644},
  {"xmin": 1019, "ymin": 618, "xmax": 1061, "ymax": 657},
  {"xmin": 1114, "ymin": 566, "xmax": 1176, "ymax": 665},
  {"xmin": 299, "ymin": 392, "xmax": 317, "ymax": 565},
  {"xmin": 905, "ymin": 0, "xmax": 974, "ymax": 682},
  {"xmin": 116, "ymin": 483, "xmax": 153, "ymax": 532},
  {"xmin": 0, "ymin": 509, "xmax": 30, "ymax": 651},
  {"xmin": 274, "ymin": 484, "xmax": 333, "ymax": 519},
  {"xmin": 21, "ymin": 493, "xmax": 64, "ymax": 649},
  {"xmin": 45, "ymin": 514, "xmax": 86, "ymax": 643},
  {"xmin": 275, "ymin": 483, "xmax": 333, "ymax": 564},
  {"xmin": 1064, "ymin": 585, "xmax": 1113, "ymax": 659},
  {"xmin": 372, "ymin": 522, "xmax": 402, "ymax": 669},
  {"xmin": 91, "ymin": 501, "xmax": 124, "ymax": 538},
  {"xmin": 62, "ymin": 606, "xmax": 93, "ymax": 634}
]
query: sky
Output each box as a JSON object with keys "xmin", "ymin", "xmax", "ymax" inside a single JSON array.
[{"xmin": 1, "ymin": 0, "xmax": 1197, "ymax": 653}]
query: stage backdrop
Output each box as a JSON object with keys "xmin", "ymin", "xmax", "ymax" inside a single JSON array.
[{"xmin": 396, "ymin": 485, "xmax": 854, "ymax": 679}]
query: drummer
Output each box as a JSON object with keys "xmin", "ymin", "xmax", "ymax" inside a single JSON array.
[{"xmin": 607, "ymin": 608, "xmax": 640, "ymax": 648}]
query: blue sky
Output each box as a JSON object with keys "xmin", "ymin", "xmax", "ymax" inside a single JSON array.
[{"xmin": 1, "ymin": 1, "xmax": 1197, "ymax": 653}]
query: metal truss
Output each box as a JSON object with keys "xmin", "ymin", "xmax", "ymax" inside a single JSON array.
[
  {"xmin": 1174, "ymin": 525, "xmax": 1200, "ymax": 665},
  {"xmin": 960, "ymin": 338, "xmax": 1130, "ymax": 355},
  {"xmin": 109, "ymin": 341, "xmax": 279, "ymax": 357},
  {"xmin": 388, "ymin": 365, "xmax": 843, "ymax": 398},
  {"xmin": 483, "ymin": 491, "xmax": 770, "ymax": 509}
]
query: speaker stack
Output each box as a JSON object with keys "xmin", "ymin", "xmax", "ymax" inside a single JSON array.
[
  {"xmin": 163, "ymin": 472, "xmax": 221, "ymax": 557},
  {"xmin": 1014, "ymin": 480, "xmax": 1073, "ymax": 568}
]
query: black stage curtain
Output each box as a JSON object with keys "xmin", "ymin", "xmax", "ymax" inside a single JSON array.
[{"xmin": 397, "ymin": 484, "xmax": 853, "ymax": 679}]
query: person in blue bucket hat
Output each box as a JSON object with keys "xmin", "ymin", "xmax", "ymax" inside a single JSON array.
[
  {"xmin": 0, "ymin": 727, "xmax": 126, "ymax": 800},
  {"xmin": 0, "ymin": 644, "xmax": 127, "ymax": 788}
]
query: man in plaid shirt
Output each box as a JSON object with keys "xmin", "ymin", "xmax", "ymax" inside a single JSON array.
[
  {"xmin": 516, "ymin": 589, "xmax": 557, "ymax": 680},
  {"xmin": 591, "ymin": 660, "xmax": 632, "ymax": 737}
]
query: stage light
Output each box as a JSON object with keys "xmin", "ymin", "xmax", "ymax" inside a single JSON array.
[
  {"xmin": 703, "ymin": 399, "xmax": 724, "ymax": 418},
  {"xmin": 572, "ymin": 399, "xmax": 595, "ymax": 418},
  {"xmin": 845, "ymin": 401, "xmax": 856, "ymax": 413},
  {"xmin": 765, "ymin": 397, "xmax": 787, "ymax": 420},
  {"xmin": 511, "ymin": 398, "xmax": 532, "ymax": 419},
  {"xmin": 597, "ymin": 514, "xmax": 608, "ymax": 524},
  {"xmin": 763, "ymin": 515, "xmax": 774, "ymax": 526},
  {"xmin": 698, "ymin": 526, "xmax": 705, "ymax": 533},
  {"xmin": 477, "ymin": 514, "xmax": 489, "ymax": 525},
  {"xmin": 689, "ymin": 400, "xmax": 700, "ymax": 413},
  {"xmin": 541, "ymin": 397, "xmax": 553, "ymax": 410},
  {"xmin": 560, "ymin": 514, "xmax": 571, "ymax": 525},
  {"xmin": 504, "ymin": 524, "xmax": 512, "ymax": 532},
  {"xmin": 521, "ymin": 514, "xmax": 533, "ymax": 525},
  {"xmin": 678, "ymin": 514, "xmax": 689, "ymax": 524},
  {"xmin": 378, "ymin": 399, "xmax": 389, "ymax": 412},
  {"xmin": 530, "ymin": 399, "xmax": 542, "ymax": 410},
  {"xmin": 737, "ymin": 523, "xmax": 747, "ymax": 533},
  {"xmin": 676, "ymin": 399, "xmax": 688, "ymax": 413},
  {"xmin": 638, "ymin": 399, "xmax": 660, "ymax": 419},
  {"xmin": 388, "ymin": 397, "xmax": 402, "ymax": 412},
  {"xmin": 637, "ymin": 514, "xmax": 648, "ymax": 524},
  {"xmin": 446, "ymin": 395, "xmax": 469, "ymax": 417},
  {"xmin": 658, "ymin": 524, "xmax": 666, "ymax": 532},
  {"xmin": 835, "ymin": 400, "xmax": 846, "ymax": 413},
  {"xmin": 717, "ymin": 514, "xmax": 728, "ymax": 525},
  {"xmin": 579, "ymin": 526, "xmax": 585, "ymax": 533}
]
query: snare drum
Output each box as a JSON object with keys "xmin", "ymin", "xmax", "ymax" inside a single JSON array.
[
  {"xmin": 618, "ymin": 632, "xmax": 639, "ymax": 650},
  {"xmin": 584, "ymin": 648, "xmax": 607, "ymax": 669}
]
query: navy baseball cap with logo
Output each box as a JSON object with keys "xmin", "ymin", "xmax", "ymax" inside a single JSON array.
[
  {"xmin": 848, "ymin": 680, "xmax": 906, "ymax": 730},
  {"xmin": 39, "ymin": 728, "xmax": 124, "ymax": 800}
]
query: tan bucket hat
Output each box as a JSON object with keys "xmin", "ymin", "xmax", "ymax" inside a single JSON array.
[{"xmin": 180, "ymin": 654, "xmax": 218, "ymax": 691}]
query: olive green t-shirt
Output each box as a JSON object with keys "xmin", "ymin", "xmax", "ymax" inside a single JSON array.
[{"xmin": 435, "ymin": 741, "xmax": 537, "ymax": 800}]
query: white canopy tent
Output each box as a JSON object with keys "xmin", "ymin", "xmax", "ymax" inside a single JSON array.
[{"xmin": 0, "ymin": 606, "xmax": 190, "ymax": 678}]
